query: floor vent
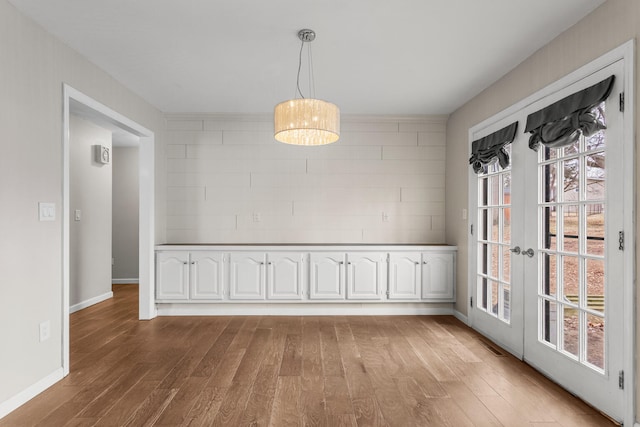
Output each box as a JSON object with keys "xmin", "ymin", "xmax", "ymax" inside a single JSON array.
[{"xmin": 480, "ymin": 339, "xmax": 506, "ymax": 357}]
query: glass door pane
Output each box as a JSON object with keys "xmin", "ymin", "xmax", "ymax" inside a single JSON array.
[
  {"xmin": 537, "ymin": 121, "xmax": 606, "ymax": 371},
  {"xmin": 476, "ymin": 156, "xmax": 512, "ymax": 324},
  {"xmin": 522, "ymin": 60, "xmax": 626, "ymax": 421}
]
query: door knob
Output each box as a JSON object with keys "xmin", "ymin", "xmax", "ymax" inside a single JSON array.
[
  {"xmin": 522, "ymin": 248, "xmax": 534, "ymax": 258},
  {"xmin": 510, "ymin": 246, "xmax": 521, "ymax": 255}
]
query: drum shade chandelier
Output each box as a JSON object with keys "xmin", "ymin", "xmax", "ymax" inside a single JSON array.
[{"xmin": 274, "ymin": 29, "xmax": 340, "ymax": 146}]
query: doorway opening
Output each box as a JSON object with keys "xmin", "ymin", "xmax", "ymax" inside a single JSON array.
[{"xmin": 62, "ymin": 85, "xmax": 156, "ymax": 376}]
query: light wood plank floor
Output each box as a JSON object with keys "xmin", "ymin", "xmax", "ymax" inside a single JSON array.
[{"xmin": 1, "ymin": 285, "xmax": 617, "ymax": 426}]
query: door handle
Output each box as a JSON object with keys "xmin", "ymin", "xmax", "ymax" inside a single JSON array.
[
  {"xmin": 510, "ymin": 246, "xmax": 521, "ymax": 255},
  {"xmin": 522, "ymin": 248, "xmax": 534, "ymax": 258}
]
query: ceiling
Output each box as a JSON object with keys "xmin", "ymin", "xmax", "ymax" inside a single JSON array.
[{"xmin": 10, "ymin": 0, "xmax": 606, "ymax": 115}]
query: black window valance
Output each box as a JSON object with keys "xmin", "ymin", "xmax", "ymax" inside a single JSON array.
[
  {"xmin": 525, "ymin": 75, "xmax": 615, "ymax": 151},
  {"xmin": 469, "ymin": 122, "xmax": 518, "ymax": 174}
]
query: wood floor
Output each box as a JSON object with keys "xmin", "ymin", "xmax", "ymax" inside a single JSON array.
[{"xmin": 1, "ymin": 285, "xmax": 616, "ymax": 427}]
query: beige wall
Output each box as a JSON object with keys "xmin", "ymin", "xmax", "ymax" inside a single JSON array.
[
  {"xmin": 445, "ymin": 0, "xmax": 638, "ymax": 418},
  {"xmin": 446, "ymin": 0, "xmax": 637, "ymax": 315},
  {"xmin": 164, "ymin": 115, "xmax": 447, "ymax": 244},
  {"xmin": 112, "ymin": 147, "xmax": 140, "ymax": 281},
  {"xmin": 0, "ymin": 0, "xmax": 164, "ymax": 407},
  {"xmin": 69, "ymin": 116, "xmax": 113, "ymax": 307}
]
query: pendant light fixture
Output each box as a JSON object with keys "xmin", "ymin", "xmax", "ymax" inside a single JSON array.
[{"xmin": 274, "ymin": 29, "xmax": 340, "ymax": 146}]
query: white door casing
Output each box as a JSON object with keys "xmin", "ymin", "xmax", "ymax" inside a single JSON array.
[{"xmin": 62, "ymin": 85, "xmax": 155, "ymax": 377}]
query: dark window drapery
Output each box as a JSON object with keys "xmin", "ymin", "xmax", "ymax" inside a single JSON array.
[
  {"xmin": 469, "ymin": 122, "xmax": 518, "ymax": 174},
  {"xmin": 525, "ymin": 75, "xmax": 615, "ymax": 151}
]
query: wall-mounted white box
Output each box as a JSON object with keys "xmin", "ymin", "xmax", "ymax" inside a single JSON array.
[
  {"xmin": 39, "ymin": 320, "xmax": 50, "ymax": 342},
  {"xmin": 94, "ymin": 144, "xmax": 110, "ymax": 164},
  {"xmin": 38, "ymin": 203, "xmax": 55, "ymax": 221}
]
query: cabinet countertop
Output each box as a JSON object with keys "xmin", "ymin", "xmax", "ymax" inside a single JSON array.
[{"xmin": 156, "ymin": 243, "xmax": 457, "ymax": 250}]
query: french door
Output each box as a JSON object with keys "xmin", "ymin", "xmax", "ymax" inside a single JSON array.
[
  {"xmin": 469, "ymin": 58, "xmax": 629, "ymax": 421},
  {"xmin": 469, "ymin": 135, "xmax": 525, "ymax": 357}
]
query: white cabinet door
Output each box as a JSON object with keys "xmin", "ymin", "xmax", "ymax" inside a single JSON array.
[
  {"xmin": 422, "ymin": 252, "xmax": 455, "ymax": 301},
  {"xmin": 156, "ymin": 251, "xmax": 189, "ymax": 300},
  {"xmin": 190, "ymin": 252, "xmax": 225, "ymax": 300},
  {"xmin": 346, "ymin": 252, "xmax": 386, "ymax": 300},
  {"xmin": 229, "ymin": 252, "xmax": 266, "ymax": 300},
  {"xmin": 309, "ymin": 252, "xmax": 345, "ymax": 300},
  {"xmin": 388, "ymin": 252, "xmax": 421, "ymax": 299},
  {"xmin": 267, "ymin": 252, "xmax": 304, "ymax": 300}
]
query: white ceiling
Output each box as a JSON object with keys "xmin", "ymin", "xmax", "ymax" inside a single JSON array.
[{"xmin": 10, "ymin": 0, "xmax": 605, "ymax": 115}]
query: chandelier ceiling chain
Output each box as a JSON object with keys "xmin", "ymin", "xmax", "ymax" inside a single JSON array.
[
  {"xmin": 295, "ymin": 37, "xmax": 305, "ymax": 99},
  {"xmin": 274, "ymin": 29, "xmax": 340, "ymax": 146}
]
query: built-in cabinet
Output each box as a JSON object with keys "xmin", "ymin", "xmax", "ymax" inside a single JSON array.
[
  {"xmin": 387, "ymin": 252, "xmax": 456, "ymax": 300},
  {"xmin": 229, "ymin": 252, "xmax": 266, "ymax": 300},
  {"xmin": 227, "ymin": 252, "xmax": 306, "ymax": 300},
  {"xmin": 156, "ymin": 251, "xmax": 189, "ymax": 300},
  {"xmin": 156, "ymin": 245, "xmax": 456, "ymax": 304},
  {"xmin": 268, "ymin": 252, "xmax": 305, "ymax": 300},
  {"xmin": 309, "ymin": 252, "xmax": 345, "ymax": 300},
  {"xmin": 156, "ymin": 251, "xmax": 224, "ymax": 300},
  {"xmin": 422, "ymin": 252, "xmax": 455, "ymax": 300},
  {"xmin": 388, "ymin": 252, "xmax": 422, "ymax": 299},
  {"xmin": 346, "ymin": 252, "xmax": 387, "ymax": 300}
]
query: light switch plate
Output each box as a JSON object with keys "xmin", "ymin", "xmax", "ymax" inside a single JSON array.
[
  {"xmin": 75, "ymin": 209, "xmax": 81, "ymax": 221},
  {"xmin": 39, "ymin": 203, "xmax": 56, "ymax": 221}
]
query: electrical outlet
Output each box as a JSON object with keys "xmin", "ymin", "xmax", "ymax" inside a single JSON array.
[
  {"xmin": 382, "ymin": 212, "xmax": 389, "ymax": 222},
  {"xmin": 39, "ymin": 320, "xmax": 51, "ymax": 342},
  {"xmin": 253, "ymin": 213, "xmax": 262, "ymax": 222},
  {"xmin": 462, "ymin": 209, "xmax": 467, "ymax": 220}
]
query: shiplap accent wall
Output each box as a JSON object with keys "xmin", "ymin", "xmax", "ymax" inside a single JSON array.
[{"xmin": 164, "ymin": 114, "xmax": 447, "ymax": 244}]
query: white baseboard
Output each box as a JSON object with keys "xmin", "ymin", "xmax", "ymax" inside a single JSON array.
[
  {"xmin": 0, "ymin": 368, "xmax": 63, "ymax": 420},
  {"xmin": 69, "ymin": 291, "xmax": 113, "ymax": 314},
  {"xmin": 453, "ymin": 309, "xmax": 469, "ymax": 325},
  {"xmin": 156, "ymin": 303, "xmax": 455, "ymax": 316},
  {"xmin": 112, "ymin": 278, "xmax": 139, "ymax": 284}
]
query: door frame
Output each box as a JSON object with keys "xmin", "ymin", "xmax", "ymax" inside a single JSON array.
[
  {"xmin": 466, "ymin": 40, "xmax": 635, "ymax": 425},
  {"xmin": 62, "ymin": 84, "xmax": 157, "ymax": 376}
]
